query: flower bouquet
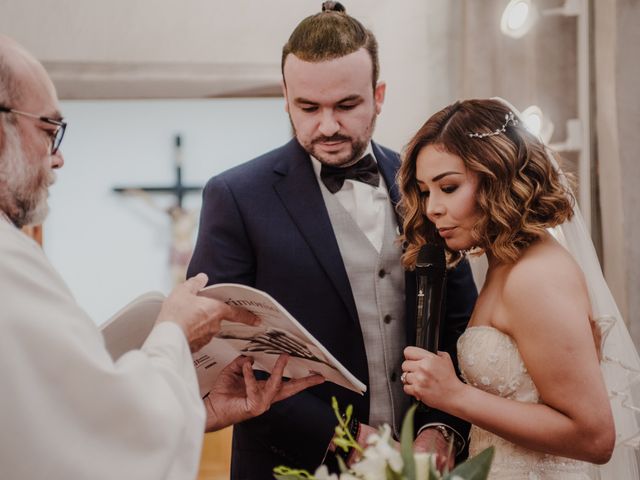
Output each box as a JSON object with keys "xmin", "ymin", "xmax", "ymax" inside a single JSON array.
[{"xmin": 273, "ymin": 398, "xmax": 494, "ymax": 480}]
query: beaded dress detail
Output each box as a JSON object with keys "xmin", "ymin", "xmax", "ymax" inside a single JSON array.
[{"xmin": 457, "ymin": 326, "xmax": 592, "ymax": 479}]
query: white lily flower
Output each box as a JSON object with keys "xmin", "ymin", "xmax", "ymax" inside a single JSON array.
[
  {"xmin": 277, "ymin": 400, "xmax": 493, "ymax": 480},
  {"xmin": 414, "ymin": 452, "xmax": 437, "ymax": 480},
  {"xmin": 348, "ymin": 424, "xmax": 404, "ymax": 479},
  {"xmin": 338, "ymin": 474, "xmax": 361, "ymax": 480},
  {"xmin": 313, "ymin": 465, "xmax": 340, "ymax": 480},
  {"xmin": 351, "ymin": 453, "xmax": 388, "ymax": 480}
]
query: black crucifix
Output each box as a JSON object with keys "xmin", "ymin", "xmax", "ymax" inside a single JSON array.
[
  {"xmin": 113, "ymin": 135, "xmax": 202, "ymax": 209},
  {"xmin": 113, "ymin": 134, "xmax": 203, "ymax": 285}
]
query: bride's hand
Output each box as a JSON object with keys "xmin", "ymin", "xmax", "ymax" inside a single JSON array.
[{"xmin": 401, "ymin": 347, "xmax": 463, "ymax": 410}]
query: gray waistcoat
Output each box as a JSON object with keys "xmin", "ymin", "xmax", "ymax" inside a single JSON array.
[{"xmin": 320, "ymin": 183, "xmax": 409, "ymax": 434}]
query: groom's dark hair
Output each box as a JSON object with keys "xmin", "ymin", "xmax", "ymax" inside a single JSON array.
[{"xmin": 281, "ymin": 2, "xmax": 379, "ymax": 89}]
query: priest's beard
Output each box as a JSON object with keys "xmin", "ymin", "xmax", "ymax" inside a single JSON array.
[{"xmin": 0, "ymin": 122, "xmax": 54, "ymax": 228}]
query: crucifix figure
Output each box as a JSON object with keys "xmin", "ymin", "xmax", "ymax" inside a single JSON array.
[{"xmin": 113, "ymin": 134, "xmax": 203, "ymax": 285}]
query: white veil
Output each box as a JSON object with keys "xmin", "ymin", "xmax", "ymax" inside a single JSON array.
[
  {"xmin": 552, "ymin": 187, "xmax": 640, "ymax": 479},
  {"xmin": 489, "ymin": 97, "xmax": 640, "ymax": 478}
]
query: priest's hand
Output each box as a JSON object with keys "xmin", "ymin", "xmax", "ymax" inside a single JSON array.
[
  {"xmin": 156, "ymin": 273, "xmax": 260, "ymax": 352},
  {"xmin": 204, "ymin": 354, "xmax": 325, "ymax": 432}
]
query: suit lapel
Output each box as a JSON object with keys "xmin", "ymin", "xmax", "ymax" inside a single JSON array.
[
  {"xmin": 373, "ymin": 142, "xmax": 402, "ymax": 225},
  {"xmin": 273, "ymin": 140, "xmax": 359, "ymax": 323}
]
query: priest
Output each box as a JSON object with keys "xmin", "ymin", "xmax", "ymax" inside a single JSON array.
[{"xmin": 0, "ymin": 35, "xmax": 323, "ymax": 480}]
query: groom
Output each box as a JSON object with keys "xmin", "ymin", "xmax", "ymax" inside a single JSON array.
[{"xmin": 188, "ymin": 2, "xmax": 477, "ymax": 477}]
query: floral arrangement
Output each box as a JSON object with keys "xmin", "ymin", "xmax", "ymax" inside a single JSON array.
[{"xmin": 273, "ymin": 398, "xmax": 494, "ymax": 480}]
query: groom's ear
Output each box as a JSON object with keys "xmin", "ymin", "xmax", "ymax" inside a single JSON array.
[
  {"xmin": 374, "ymin": 81, "xmax": 386, "ymax": 115},
  {"xmin": 282, "ymin": 81, "xmax": 290, "ymax": 114}
]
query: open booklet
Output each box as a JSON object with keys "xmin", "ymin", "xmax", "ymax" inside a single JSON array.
[{"xmin": 101, "ymin": 283, "xmax": 366, "ymax": 398}]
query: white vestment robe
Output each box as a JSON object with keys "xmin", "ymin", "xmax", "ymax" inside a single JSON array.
[{"xmin": 0, "ymin": 217, "xmax": 205, "ymax": 480}]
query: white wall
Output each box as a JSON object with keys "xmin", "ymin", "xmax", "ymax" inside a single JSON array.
[{"xmin": 44, "ymin": 98, "xmax": 291, "ymax": 325}]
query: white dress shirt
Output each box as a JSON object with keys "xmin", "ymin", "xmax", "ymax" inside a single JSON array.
[{"xmin": 311, "ymin": 145, "xmax": 389, "ymax": 252}]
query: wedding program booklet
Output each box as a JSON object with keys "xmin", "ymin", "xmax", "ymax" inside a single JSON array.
[{"xmin": 101, "ymin": 283, "xmax": 366, "ymax": 397}]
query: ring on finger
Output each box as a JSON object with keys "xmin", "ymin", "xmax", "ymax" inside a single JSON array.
[{"xmin": 401, "ymin": 372, "xmax": 408, "ymax": 384}]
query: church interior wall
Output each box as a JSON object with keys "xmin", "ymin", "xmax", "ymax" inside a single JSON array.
[{"xmin": 43, "ymin": 98, "xmax": 291, "ymax": 324}]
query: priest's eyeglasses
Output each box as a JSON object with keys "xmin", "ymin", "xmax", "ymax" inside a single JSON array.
[{"xmin": 0, "ymin": 106, "xmax": 67, "ymax": 155}]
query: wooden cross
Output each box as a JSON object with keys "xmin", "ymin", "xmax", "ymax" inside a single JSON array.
[{"xmin": 112, "ymin": 134, "xmax": 202, "ymax": 209}]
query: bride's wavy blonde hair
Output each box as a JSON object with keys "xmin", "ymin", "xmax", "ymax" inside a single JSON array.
[{"xmin": 398, "ymin": 98, "xmax": 575, "ymax": 269}]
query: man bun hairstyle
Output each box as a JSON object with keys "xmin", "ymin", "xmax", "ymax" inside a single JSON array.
[
  {"xmin": 281, "ymin": 2, "xmax": 379, "ymax": 89},
  {"xmin": 322, "ymin": 1, "xmax": 346, "ymax": 13}
]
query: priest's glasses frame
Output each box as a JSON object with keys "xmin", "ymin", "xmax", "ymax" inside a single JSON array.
[{"xmin": 0, "ymin": 105, "xmax": 66, "ymax": 155}]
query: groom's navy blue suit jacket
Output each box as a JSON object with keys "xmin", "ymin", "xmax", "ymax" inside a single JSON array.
[{"xmin": 188, "ymin": 138, "xmax": 477, "ymax": 479}]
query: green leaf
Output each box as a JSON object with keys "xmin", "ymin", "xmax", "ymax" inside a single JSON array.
[
  {"xmin": 400, "ymin": 403, "xmax": 418, "ymax": 479},
  {"xmin": 445, "ymin": 446, "xmax": 494, "ymax": 480},
  {"xmin": 273, "ymin": 474, "xmax": 311, "ymax": 480},
  {"xmin": 345, "ymin": 404, "xmax": 353, "ymax": 423},
  {"xmin": 273, "ymin": 465, "xmax": 316, "ymax": 479},
  {"xmin": 336, "ymin": 454, "xmax": 349, "ymax": 473},
  {"xmin": 333, "ymin": 438, "xmax": 350, "ymax": 452}
]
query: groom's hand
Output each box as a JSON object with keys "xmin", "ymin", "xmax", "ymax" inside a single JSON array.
[{"xmin": 414, "ymin": 428, "xmax": 455, "ymax": 472}]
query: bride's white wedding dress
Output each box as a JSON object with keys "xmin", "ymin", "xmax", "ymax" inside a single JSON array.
[
  {"xmin": 458, "ymin": 325, "xmax": 592, "ymax": 479},
  {"xmin": 452, "ymin": 98, "xmax": 640, "ymax": 479}
]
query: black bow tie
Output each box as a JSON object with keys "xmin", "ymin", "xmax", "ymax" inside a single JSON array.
[{"xmin": 320, "ymin": 154, "xmax": 380, "ymax": 194}]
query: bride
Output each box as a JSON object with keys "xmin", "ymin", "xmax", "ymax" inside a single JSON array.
[{"xmin": 397, "ymin": 98, "xmax": 640, "ymax": 479}]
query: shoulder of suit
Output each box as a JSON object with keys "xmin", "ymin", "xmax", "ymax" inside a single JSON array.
[
  {"xmin": 373, "ymin": 142, "xmax": 401, "ymax": 164},
  {"xmin": 209, "ymin": 139, "xmax": 302, "ymax": 184}
]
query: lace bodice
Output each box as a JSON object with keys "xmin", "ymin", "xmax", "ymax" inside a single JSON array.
[{"xmin": 457, "ymin": 326, "xmax": 592, "ymax": 479}]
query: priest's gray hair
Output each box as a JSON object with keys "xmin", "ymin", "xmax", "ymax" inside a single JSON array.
[
  {"xmin": 0, "ymin": 48, "xmax": 20, "ymax": 155},
  {"xmin": 0, "ymin": 42, "xmax": 22, "ymax": 122}
]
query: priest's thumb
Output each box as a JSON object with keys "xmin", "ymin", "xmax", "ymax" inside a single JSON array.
[{"xmin": 185, "ymin": 272, "xmax": 209, "ymax": 293}]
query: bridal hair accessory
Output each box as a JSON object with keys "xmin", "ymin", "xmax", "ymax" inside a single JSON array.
[
  {"xmin": 467, "ymin": 111, "xmax": 519, "ymax": 139},
  {"xmin": 492, "ymin": 96, "xmax": 640, "ymax": 479}
]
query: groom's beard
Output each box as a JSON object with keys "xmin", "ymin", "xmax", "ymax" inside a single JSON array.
[{"xmin": 289, "ymin": 113, "xmax": 376, "ymax": 167}]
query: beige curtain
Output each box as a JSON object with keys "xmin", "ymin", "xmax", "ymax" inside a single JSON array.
[{"xmin": 594, "ymin": 0, "xmax": 640, "ymax": 345}]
